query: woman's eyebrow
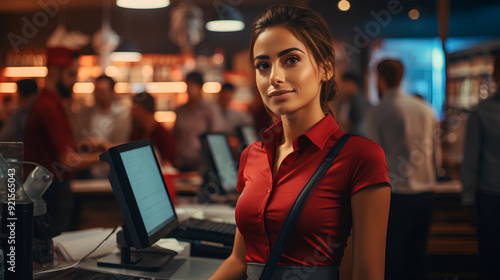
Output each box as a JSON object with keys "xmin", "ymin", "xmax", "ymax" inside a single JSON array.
[
  {"xmin": 278, "ymin": 47, "xmax": 304, "ymax": 57},
  {"xmin": 254, "ymin": 47, "xmax": 305, "ymax": 61},
  {"xmin": 254, "ymin": 55, "xmax": 270, "ymax": 61}
]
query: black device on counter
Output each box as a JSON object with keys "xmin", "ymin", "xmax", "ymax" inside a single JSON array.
[
  {"xmin": 98, "ymin": 140, "xmax": 179, "ymax": 271},
  {"xmin": 199, "ymin": 133, "xmax": 239, "ymax": 196},
  {"xmin": 236, "ymin": 124, "xmax": 259, "ymax": 151},
  {"xmin": 100, "ymin": 140, "xmax": 237, "ymax": 268}
]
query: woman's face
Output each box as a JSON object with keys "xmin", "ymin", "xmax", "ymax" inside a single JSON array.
[{"xmin": 253, "ymin": 26, "xmax": 324, "ymax": 117}]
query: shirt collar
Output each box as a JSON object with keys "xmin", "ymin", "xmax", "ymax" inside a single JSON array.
[
  {"xmin": 383, "ymin": 88, "xmax": 404, "ymax": 100},
  {"xmin": 261, "ymin": 114, "xmax": 339, "ymax": 150}
]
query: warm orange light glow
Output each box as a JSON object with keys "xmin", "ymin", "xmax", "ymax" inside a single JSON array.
[
  {"xmin": 146, "ymin": 82, "xmax": 187, "ymax": 93},
  {"xmin": 0, "ymin": 83, "xmax": 17, "ymax": 93},
  {"xmin": 78, "ymin": 55, "xmax": 96, "ymax": 66},
  {"xmin": 154, "ymin": 111, "xmax": 177, "ymax": 123},
  {"xmin": 338, "ymin": 0, "xmax": 350, "ymax": 11},
  {"xmin": 409, "ymin": 9, "xmax": 420, "ymax": 20},
  {"xmin": 114, "ymin": 82, "xmax": 131, "ymax": 94},
  {"xmin": 105, "ymin": 66, "xmax": 119, "ymax": 77},
  {"xmin": 202, "ymin": 82, "xmax": 222, "ymax": 93},
  {"xmin": 73, "ymin": 82, "xmax": 95, "ymax": 94},
  {"xmin": 77, "ymin": 66, "xmax": 102, "ymax": 80},
  {"xmin": 4, "ymin": 67, "xmax": 48, "ymax": 77}
]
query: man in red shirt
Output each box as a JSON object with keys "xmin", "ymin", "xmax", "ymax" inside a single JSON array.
[{"xmin": 24, "ymin": 47, "xmax": 109, "ymax": 231}]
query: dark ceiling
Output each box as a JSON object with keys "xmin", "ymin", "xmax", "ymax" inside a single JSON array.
[{"xmin": 0, "ymin": 0, "xmax": 499, "ymax": 69}]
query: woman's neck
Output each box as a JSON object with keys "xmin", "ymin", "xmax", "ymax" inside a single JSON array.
[{"xmin": 280, "ymin": 106, "xmax": 326, "ymax": 148}]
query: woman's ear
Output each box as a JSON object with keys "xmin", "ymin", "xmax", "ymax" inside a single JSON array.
[{"xmin": 321, "ymin": 61, "xmax": 334, "ymax": 82}]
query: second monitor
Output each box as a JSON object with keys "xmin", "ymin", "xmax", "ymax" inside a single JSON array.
[{"xmin": 199, "ymin": 133, "xmax": 239, "ymax": 196}]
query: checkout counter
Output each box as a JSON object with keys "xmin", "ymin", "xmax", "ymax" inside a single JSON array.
[{"xmin": 33, "ymin": 173, "xmax": 233, "ymax": 279}]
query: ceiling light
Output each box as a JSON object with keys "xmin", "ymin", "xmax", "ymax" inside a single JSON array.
[
  {"xmin": 206, "ymin": 7, "xmax": 245, "ymax": 32},
  {"xmin": 73, "ymin": 82, "xmax": 95, "ymax": 94},
  {"xmin": 0, "ymin": 83, "xmax": 17, "ymax": 93},
  {"xmin": 202, "ymin": 82, "xmax": 221, "ymax": 93},
  {"xmin": 110, "ymin": 40, "xmax": 142, "ymax": 62},
  {"xmin": 408, "ymin": 9, "xmax": 420, "ymax": 20},
  {"xmin": 116, "ymin": 0, "xmax": 169, "ymax": 9},
  {"xmin": 154, "ymin": 111, "xmax": 176, "ymax": 123},
  {"xmin": 4, "ymin": 67, "xmax": 48, "ymax": 77},
  {"xmin": 338, "ymin": 0, "xmax": 350, "ymax": 12},
  {"xmin": 146, "ymin": 82, "xmax": 187, "ymax": 93}
]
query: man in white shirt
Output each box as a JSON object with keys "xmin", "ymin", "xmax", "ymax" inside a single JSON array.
[
  {"xmin": 173, "ymin": 72, "xmax": 224, "ymax": 172},
  {"xmin": 72, "ymin": 75, "xmax": 131, "ymax": 177},
  {"xmin": 367, "ymin": 59, "xmax": 439, "ymax": 280}
]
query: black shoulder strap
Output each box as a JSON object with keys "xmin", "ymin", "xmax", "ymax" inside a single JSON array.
[{"xmin": 259, "ymin": 133, "xmax": 352, "ymax": 280}]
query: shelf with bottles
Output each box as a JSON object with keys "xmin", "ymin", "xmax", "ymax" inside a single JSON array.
[{"xmin": 441, "ymin": 41, "xmax": 500, "ymax": 180}]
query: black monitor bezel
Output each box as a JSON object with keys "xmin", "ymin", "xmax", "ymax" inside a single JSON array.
[
  {"xmin": 236, "ymin": 125, "xmax": 258, "ymax": 150},
  {"xmin": 100, "ymin": 139, "xmax": 179, "ymax": 249},
  {"xmin": 199, "ymin": 133, "xmax": 238, "ymax": 194}
]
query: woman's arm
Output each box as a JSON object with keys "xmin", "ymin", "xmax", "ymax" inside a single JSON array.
[
  {"xmin": 351, "ymin": 183, "xmax": 391, "ymax": 280},
  {"xmin": 208, "ymin": 228, "xmax": 247, "ymax": 280}
]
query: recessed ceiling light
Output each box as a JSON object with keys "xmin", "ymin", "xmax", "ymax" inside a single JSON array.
[
  {"xmin": 338, "ymin": 0, "xmax": 351, "ymax": 12},
  {"xmin": 116, "ymin": 0, "xmax": 169, "ymax": 9}
]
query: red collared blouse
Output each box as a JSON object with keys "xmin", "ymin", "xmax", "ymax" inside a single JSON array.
[{"xmin": 235, "ymin": 114, "xmax": 390, "ymax": 266}]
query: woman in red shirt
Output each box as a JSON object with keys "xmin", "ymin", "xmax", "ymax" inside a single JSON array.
[{"xmin": 209, "ymin": 5, "xmax": 391, "ymax": 280}]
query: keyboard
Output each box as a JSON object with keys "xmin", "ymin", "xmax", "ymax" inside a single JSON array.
[{"xmin": 175, "ymin": 218, "xmax": 236, "ymax": 246}]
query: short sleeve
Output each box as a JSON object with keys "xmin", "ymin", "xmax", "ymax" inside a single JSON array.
[
  {"xmin": 348, "ymin": 137, "xmax": 391, "ymax": 196},
  {"xmin": 236, "ymin": 144, "xmax": 251, "ymax": 193}
]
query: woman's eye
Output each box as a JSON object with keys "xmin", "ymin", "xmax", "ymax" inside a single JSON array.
[
  {"xmin": 285, "ymin": 56, "xmax": 300, "ymax": 65},
  {"xmin": 255, "ymin": 62, "xmax": 269, "ymax": 71}
]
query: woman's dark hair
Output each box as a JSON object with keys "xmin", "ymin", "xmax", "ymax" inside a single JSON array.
[{"xmin": 249, "ymin": 4, "xmax": 338, "ymax": 116}]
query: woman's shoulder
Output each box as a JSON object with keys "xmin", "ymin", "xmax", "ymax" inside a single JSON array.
[
  {"xmin": 242, "ymin": 141, "xmax": 265, "ymax": 156},
  {"xmin": 342, "ymin": 135, "xmax": 386, "ymax": 162}
]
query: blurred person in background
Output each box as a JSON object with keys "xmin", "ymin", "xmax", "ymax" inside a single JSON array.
[
  {"xmin": 367, "ymin": 59, "xmax": 440, "ymax": 280},
  {"xmin": 217, "ymin": 82, "xmax": 254, "ymax": 153},
  {"xmin": 130, "ymin": 91, "xmax": 176, "ymax": 166},
  {"xmin": 0, "ymin": 79, "xmax": 38, "ymax": 142},
  {"xmin": 0, "ymin": 95, "xmax": 15, "ymax": 129},
  {"xmin": 461, "ymin": 54, "xmax": 500, "ymax": 280},
  {"xmin": 217, "ymin": 82, "xmax": 254, "ymax": 137},
  {"xmin": 72, "ymin": 75, "xmax": 131, "ymax": 145},
  {"xmin": 173, "ymin": 72, "xmax": 224, "ymax": 172},
  {"xmin": 340, "ymin": 72, "xmax": 369, "ymax": 136},
  {"xmin": 24, "ymin": 47, "xmax": 111, "ymax": 231},
  {"xmin": 71, "ymin": 75, "xmax": 131, "ymax": 178}
]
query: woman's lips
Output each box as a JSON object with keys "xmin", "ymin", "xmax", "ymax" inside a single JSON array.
[{"xmin": 268, "ymin": 90, "xmax": 294, "ymax": 101}]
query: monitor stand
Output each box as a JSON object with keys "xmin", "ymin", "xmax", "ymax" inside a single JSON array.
[
  {"xmin": 97, "ymin": 246, "xmax": 176, "ymax": 272},
  {"xmin": 97, "ymin": 228, "xmax": 177, "ymax": 272}
]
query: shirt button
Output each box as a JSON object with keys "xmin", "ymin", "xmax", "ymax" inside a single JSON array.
[
  {"xmin": 267, "ymin": 189, "xmax": 271, "ymax": 194},
  {"xmin": 258, "ymin": 213, "xmax": 262, "ymax": 219}
]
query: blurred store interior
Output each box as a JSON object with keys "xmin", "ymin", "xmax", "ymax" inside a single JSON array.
[{"xmin": 1, "ymin": 0, "xmax": 500, "ymax": 279}]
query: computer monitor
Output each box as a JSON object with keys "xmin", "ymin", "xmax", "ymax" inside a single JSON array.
[
  {"xmin": 98, "ymin": 140, "xmax": 178, "ymax": 271},
  {"xmin": 236, "ymin": 125, "xmax": 258, "ymax": 151},
  {"xmin": 200, "ymin": 133, "xmax": 239, "ymax": 195}
]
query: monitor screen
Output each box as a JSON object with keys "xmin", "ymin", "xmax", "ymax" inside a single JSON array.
[
  {"xmin": 204, "ymin": 134, "xmax": 238, "ymax": 193},
  {"xmin": 240, "ymin": 125, "xmax": 258, "ymax": 146},
  {"xmin": 120, "ymin": 146, "xmax": 176, "ymax": 235},
  {"xmin": 100, "ymin": 140, "xmax": 178, "ymax": 250}
]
